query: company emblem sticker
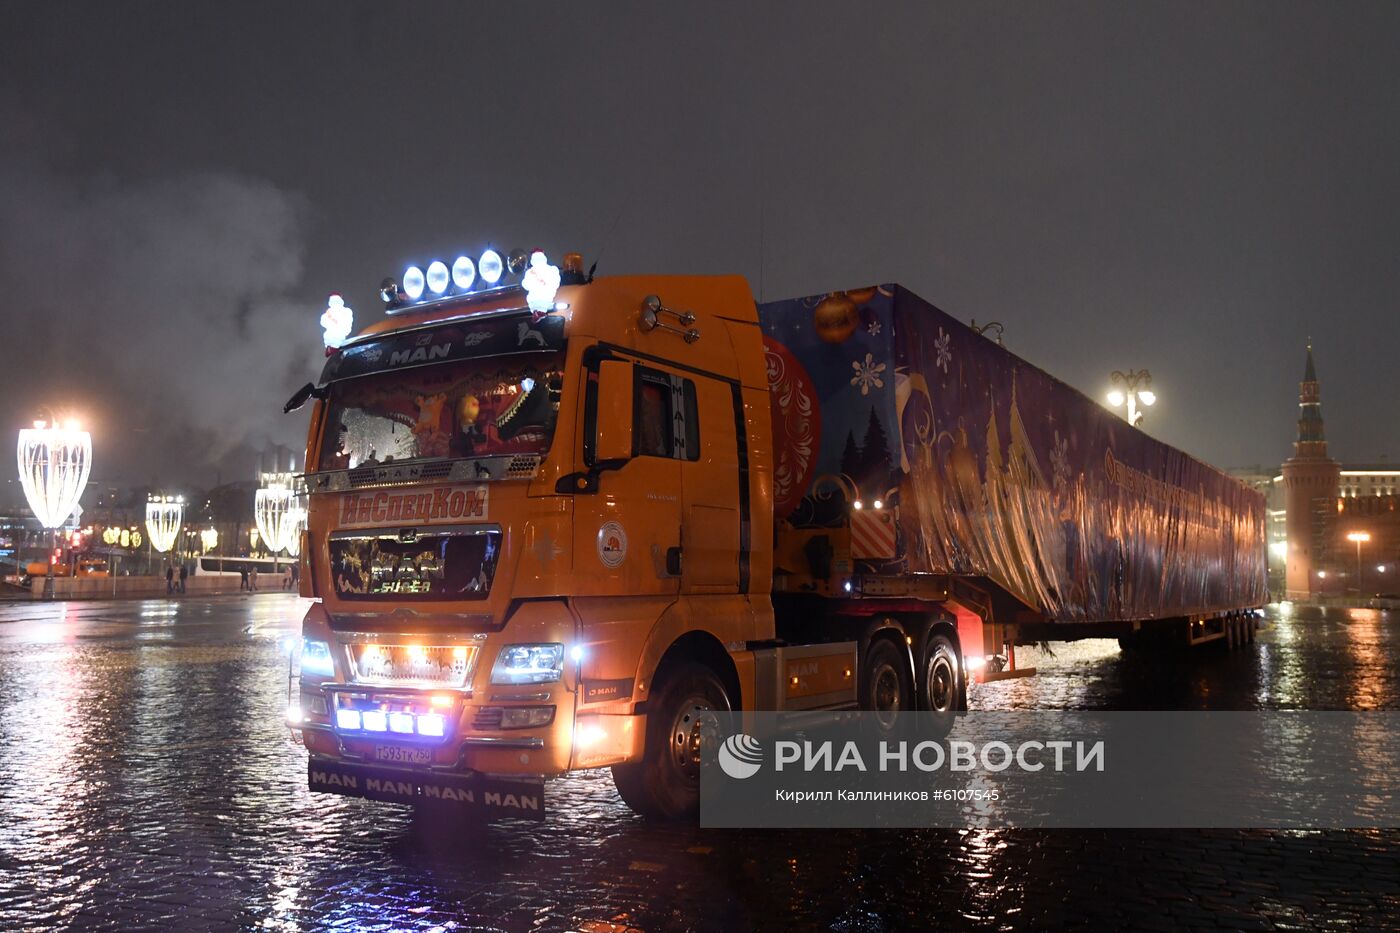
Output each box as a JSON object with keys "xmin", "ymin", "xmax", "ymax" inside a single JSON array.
[
  {"xmin": 596, "ymin": 521, "xmax": 628, "ymax": 568},
  {"xmin": 718, "ymin": 733, "xmax": 764, "ymax": 779}
]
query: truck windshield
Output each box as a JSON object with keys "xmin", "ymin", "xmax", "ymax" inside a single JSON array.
[{"xmin": 319, "ymin": 353, "xmax": 563, "ymax": 471}]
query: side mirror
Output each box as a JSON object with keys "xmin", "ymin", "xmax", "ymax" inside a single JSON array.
[{"xmin": 595, "ymin": 361, "xmax": 634, "ymax": 461}]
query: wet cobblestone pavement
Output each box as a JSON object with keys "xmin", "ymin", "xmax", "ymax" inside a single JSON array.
[{"xmin": 0, "ymin": 596, "xmax": 1397, "ymax": 931}]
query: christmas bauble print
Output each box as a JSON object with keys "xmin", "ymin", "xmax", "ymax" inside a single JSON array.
[{"xmin": 813, "ymin": 293, "xmax": 858, "ymax": 344}]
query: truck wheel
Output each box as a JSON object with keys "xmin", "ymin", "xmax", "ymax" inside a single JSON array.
[
  {"xmin": 611, "ymin": 662, "xmax": 730, "ymax": 821},
  {"xmin": 861, "ymin": 636, "xmax": 913, "ymax": 728},
  {"xmin": 920, "ymin": 634, "xmax": 964, "ymax": 714}
]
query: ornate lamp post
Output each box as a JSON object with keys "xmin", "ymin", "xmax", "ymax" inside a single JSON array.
[
  {"xmin": 17, "ymin": 416, "xmax": 92, "ymax": 597},
  {"xmin": 1107, "ymin": 369, "xmax": 1156, "ymax": 426}
]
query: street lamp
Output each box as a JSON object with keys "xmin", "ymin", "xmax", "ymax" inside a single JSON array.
[
  {"xmin": 1106, "ymin": 369, "xmax": 1156, "ymax": 426},
  {"xmin": 17, "ymin": 415, "xmax": 92, "ymax": 597},
  {"xmin": 1345, "ymin": 531, "xmax": 1371, "ymax": 598}
]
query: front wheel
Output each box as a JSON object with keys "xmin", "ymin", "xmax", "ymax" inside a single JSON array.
[{"xmin": 612, "ymin": 662, "xmax": 730, "ymax": 821}]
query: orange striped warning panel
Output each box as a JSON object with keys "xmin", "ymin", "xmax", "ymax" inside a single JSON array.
[{"xmin": 851, "ymin": 509, "xmax": 896, "ymax": 559}]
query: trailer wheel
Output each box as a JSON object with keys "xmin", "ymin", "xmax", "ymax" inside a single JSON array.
[
  {"xmin": 861, "ymin": 636, "xmax": 913, "ymax": 728},
  {"xmin": 611, "ymin": 661, "xmax": 729, "ymax": 821},
  {"xmin": 920, "ymin": 634, "xmax": 964, "ymax": 714}
]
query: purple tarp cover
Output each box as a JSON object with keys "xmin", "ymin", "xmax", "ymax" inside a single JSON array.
[{"xmin": 758, "ymin": 285, "xmax": 1266, "ymax": 623}]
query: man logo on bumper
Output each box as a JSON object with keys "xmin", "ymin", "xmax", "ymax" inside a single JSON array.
[{"xmin": 308, "ymin": 761, "xmax": 544, "ymax": 820}]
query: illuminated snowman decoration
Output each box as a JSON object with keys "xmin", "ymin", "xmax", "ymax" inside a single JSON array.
[
  {"xmin": 321, "ymin": 294, "xmax": 354, "ymax": 349},
  {"xmin": 522, "ymin": 251, "xmax": 561, "ymax": 315}
]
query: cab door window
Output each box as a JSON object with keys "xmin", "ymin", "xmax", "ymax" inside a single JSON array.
[{"xmin": 635, "ymin": 369, "xmax": 698, "ymax": 461}]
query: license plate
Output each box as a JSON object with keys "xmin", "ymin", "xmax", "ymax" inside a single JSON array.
[{"xmin": 374, "ymin": 743, "xmax": 433, "ymax": 765}]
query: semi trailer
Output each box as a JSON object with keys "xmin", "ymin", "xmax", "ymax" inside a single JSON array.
[{"xmin": 287, "ymin": 251, "xmax": 1266, "ymax": 820}]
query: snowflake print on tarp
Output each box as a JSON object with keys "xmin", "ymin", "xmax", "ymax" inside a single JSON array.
[
  {"xmin": 935, "ymin": 328, "xmax": 952, "ymax": 372},
  {"xmin": 1050, "ymin": 430, "xmax": 1071, "ymax": 490},
  {"xmin": 867, "ymin": 320, "xmax": 882, "ymax": 336},
  {"xmin": 851, "ymin": 353, "xmax": 886, "ymax": 395}
]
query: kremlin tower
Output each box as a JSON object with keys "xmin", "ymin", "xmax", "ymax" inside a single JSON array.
[{"xmin": 1281, "ymin": 343, "xmax": 1340, "ymax": 598}]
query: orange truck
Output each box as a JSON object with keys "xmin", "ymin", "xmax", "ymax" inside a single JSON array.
[{"xmin": 286, "ymin": 250, "xmax": 1265, "ymax": 820}]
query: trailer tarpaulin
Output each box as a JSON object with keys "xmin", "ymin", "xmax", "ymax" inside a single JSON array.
[{"xmin": 757, "ymin": 285, "xmax": 1266, "ymax": 623}]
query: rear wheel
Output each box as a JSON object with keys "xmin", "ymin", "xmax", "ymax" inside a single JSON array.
[
  {"xmin": 612, "ymin": 662, "xmax": 729, "ymax": 821},
  {"xmin": 919, "ymin": 633, "xmax": 965, "ymax": 713},
  {"xmin": 860, "ymin": 636, "xmax": 914, "ymax": 729}
]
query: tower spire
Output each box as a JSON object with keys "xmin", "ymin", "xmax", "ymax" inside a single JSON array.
[{"xmin": 1296, "ymin": 342, "xmax": 1326, "ymax": 454}]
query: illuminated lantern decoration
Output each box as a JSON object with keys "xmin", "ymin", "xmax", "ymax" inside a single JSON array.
[
  {"xmin": 119, "ymin": 529, "xmax": 130, "ymax": 548},
  {"xmin": 321, "ymin": 294, "xmax": 354, "ymax": 349},
  {"xmin": 200, "ymin": 528, "xmax": 218, "ymax": 553},
  {"xmin": 131, "ymin": 530, "xmax": 142, "ymax": 549},
  {"xmin": 283, "ymin": 506, "xmax": 307, "ymax": 557},
  {"xmin": 145, "ymin": 496, "xmax": 184, "ymax": 553},
  {"xmin": 255, "ymin": 472, "xmax": 302, "ymax": 555},
  {"xmin": 17, "ymin": 419, "xmax": 92, "ymax": 529},
  {"xmin": 103, "ymin": 527, "xmax": 119, "ymax": 546},
  {"xmin": 523, "ymin": 250, "xmax": 561, "ymax": 314}
]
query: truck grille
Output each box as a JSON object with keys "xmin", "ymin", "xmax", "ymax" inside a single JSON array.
[{"xmin": 348, "ymin": 643, "xmax": 480, "ymax": 687}]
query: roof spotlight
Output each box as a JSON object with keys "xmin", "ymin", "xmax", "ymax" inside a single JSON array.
[
  {"xmin": 451, "ymin": 255, "xmax": 476, "ymax": 290},
  {"xmin": 507, "ymin": 248, "xmax": 530, "ymax": 277},
  {"xmin": 379, "ymin": 277, "xmax": 401, "ymax": 305},
  {"xmin": 425, "ymin": 260, "xmax": 450, "ymax": 295},
  {"xmin": 403, "ymin": 265, "xmax": 426, "ymax": 300},
  {"xmin": 479, "ymin": 249, "xmax": 503, "ymax": 285}
]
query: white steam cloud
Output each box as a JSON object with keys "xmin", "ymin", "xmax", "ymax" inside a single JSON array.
[{"xmin": 0, "ymin": 156, "xmax": 324, "ymax": 487}]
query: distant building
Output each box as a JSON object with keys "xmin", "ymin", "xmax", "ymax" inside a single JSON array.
[
  {"xmin": 1280, "ymin": 344, "xmax": 1340, "ymax": 598},
  {"xmin": 1271, "ymin": 345, "xmax": 1400, "ymax": 599}
]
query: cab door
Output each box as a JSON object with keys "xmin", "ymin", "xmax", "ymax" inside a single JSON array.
[
  {"xmin": 678, "ymin": 376, "xmax": 740, "ymax": 593},
  {"xmin": 569, "ymin": 357, "xmax": 682, "ymax": 598}
]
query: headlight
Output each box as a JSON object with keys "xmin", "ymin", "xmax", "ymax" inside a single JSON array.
[
  {"xmin": 490, "ymin": 643, "xmax": 564, "ymax": 685},
  {"xmin": 500, "ymin": 706, "xmax": 555, "ymax": 729},
  {"xmin": 301, "ymin": 638, "xmax": 335, "ymax": 678}
]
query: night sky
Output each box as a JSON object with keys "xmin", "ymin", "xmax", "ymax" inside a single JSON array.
[{"xmin": 4, "ymin": 1, "xmax": 1399, "ymax": 496}]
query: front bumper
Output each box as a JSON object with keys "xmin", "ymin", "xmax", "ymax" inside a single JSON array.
[{"xmin": 307, "ymin": 757, "xmax": 546, "ymax": 820}]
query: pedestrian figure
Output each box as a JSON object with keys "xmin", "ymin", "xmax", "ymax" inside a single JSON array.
[
  {"xmin": 239, "ymin": 567, "xmax": 249, "ymax": 592},
  {"xmin": 178, "ymin": 563, "xmax": 188, "ymax": 594},
  {"xmin": 249, "ymin": 567, "xmax": 258, "ymax": 592},
  {"xmin": 165, "ymin": 564, "xmax": 174, "ymax": 595}
]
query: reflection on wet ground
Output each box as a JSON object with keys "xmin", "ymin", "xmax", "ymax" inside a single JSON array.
[{"xmin": 0, "ymin": 597, "xmax": 1396, "ymax": 930}]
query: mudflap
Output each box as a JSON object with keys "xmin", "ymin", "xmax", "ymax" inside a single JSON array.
[{"xmin": 307, "ymin": 759, "xmax": 545, "ymax": 821}]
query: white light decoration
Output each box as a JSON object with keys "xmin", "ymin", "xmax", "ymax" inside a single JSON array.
[
  {"xmin": 17, "ymin": 419, "xmax": 92, "ymax": 529},
  {"xmin": 200, "ymin": 528, "xmax": 218, "ymax": 552},
  {"xmin": 321, "ymin": 294, "xmax": 354, "ymax": 349},
  {"xmin": 479, "ymin": 249, "xmax": 503, "ymax": 285},
  {"xmin": 425, "ymin": 260, "xmax": 450, "ymax": 295},
  {"xmin": 283, "ymin": 505, "xmax": 307, "ymax": 557},
  {"xmin": 145, "ymin": 496, "xmax": 184, "ymax": 554},
  {"xmin": 451, "ymin": 255, "xmax": 476, "ymax": 290},
  {"xmin": 255, "ymin": 472, "xmax": 304, "ymax": 555},
  {"xmin": 523, "ymin": 250, "xmax": 561, "ymax": 313},
  {"xmin": 403, "ymin": 265, "xmax": 426, "ymax": 300}
]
